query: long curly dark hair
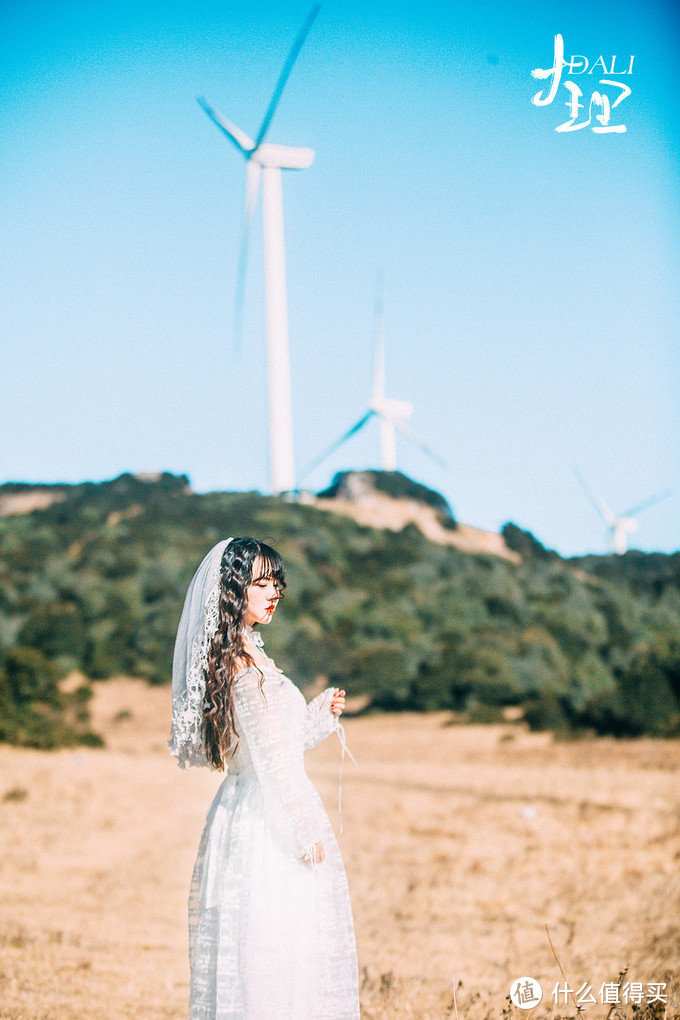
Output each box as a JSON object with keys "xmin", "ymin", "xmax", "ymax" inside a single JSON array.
[{"xmin": 202, "ymin": 537, "xmax": 286, "ymax": 770}]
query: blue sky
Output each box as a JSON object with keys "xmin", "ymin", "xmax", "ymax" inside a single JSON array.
[{"xmin": 2, "ymin": 0, "xmax": 678, "ymax": 556}]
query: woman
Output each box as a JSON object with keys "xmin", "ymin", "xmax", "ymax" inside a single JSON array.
[{"xmin": 169, "ymin": 537, "xmax": 360, "ymax": 1019}]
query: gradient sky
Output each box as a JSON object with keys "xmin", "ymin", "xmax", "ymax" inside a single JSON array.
[{"xmin": 2, "ymin": 0, "xmax": 678, "ymax": 556}]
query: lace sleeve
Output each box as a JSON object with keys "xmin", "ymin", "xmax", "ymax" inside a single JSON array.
[
  {"xmin": 303, "ymin": 687, "xmax": 339, "ymax": 751},
  {"xmin": 233, "ymin": 670, "xmax": 321, "ymax": 861}
]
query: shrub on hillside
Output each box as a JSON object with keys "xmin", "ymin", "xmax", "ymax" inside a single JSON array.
[{"xmin": 0, "ymin": 646, "xmax": 101, "ymax": 749}]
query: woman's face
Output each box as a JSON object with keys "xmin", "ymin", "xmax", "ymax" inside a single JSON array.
[{"xmin": 244, "ymin": 560, "xmax": 282, "ymax": 628}]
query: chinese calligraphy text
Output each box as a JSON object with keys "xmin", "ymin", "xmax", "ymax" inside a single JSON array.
[{"xmin": 531, "ymin": 34, "xmax": 634, "ymax": 133}]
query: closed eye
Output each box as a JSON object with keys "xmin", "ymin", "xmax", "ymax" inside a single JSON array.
[{"xmin": 252, "ymin": 573, "xmax": 284, "ymax": 596}]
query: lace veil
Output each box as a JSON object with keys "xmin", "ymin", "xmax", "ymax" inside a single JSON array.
[{"xmin": 169, "ymin": 538, "xmax": 232, "ymax": 769}]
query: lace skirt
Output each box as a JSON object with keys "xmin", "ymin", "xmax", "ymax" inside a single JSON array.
[{"xmin": 188, "ymin": 771, "xmax": 360, "ymax": 1019}]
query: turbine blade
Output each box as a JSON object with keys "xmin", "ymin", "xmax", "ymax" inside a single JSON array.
[
  {"xmin": 572, "ymin": 466, "xmax": 616, "ymax": 527},
  {"xmin": 299, "ymin": 410, "xmax": 374, "ymax": 482},
  {"xmin": 197, "ymin": 97, "xmax": 255, "ymax": 154},
  {"xmin": 254, "ymin": 4, "xmax": 321, "ymax": 149},
  {"xmin": 392, "ymin": 419, "xmax": 448, "ymax": 469},
  {"xmin": 233, "ymin": 162, "xmax": 262, "ymax": 357},
  {"xmin": 622, "ymin": 489, "xmax": 672, "ymax": 519},
  {"xmin": 371, "ymin": 270, "xmax": 386, "ymax": 404}
]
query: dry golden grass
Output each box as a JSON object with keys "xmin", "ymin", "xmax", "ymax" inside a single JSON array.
[{"xmin": 1, "ymin": 679, "xmax": 679, "ymax": 1019}]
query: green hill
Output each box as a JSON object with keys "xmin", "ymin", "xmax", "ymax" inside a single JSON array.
[{"xmin": 0, "ymin": 472, "xmax": 679, "ymax": 746}]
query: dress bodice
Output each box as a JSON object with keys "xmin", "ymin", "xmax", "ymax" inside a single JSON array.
[{"xmin": 227, "ymin": 665, "xmax": 308, "ymax": 780}]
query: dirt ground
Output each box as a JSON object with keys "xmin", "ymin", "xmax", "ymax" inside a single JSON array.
[{"xmin": 1, "ymin": 678, "xmax": 679, "ymax": 1020}]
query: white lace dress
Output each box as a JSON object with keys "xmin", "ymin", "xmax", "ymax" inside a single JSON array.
[{"xmin": 187, "ymin": 643, "xmax": 360, "ymax": 1019}]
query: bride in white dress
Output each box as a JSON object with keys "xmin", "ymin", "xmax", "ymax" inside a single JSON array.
[{"xmin": 169, "ymin": 537, "xmax": 360, "ymax": 1019}]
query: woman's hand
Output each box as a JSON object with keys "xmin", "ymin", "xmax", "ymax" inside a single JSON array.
[
  {"xmin": 330, "ymin": 689, "xmax": 345, "ymax": 717},
  {"xmin": 303, "ymin": 841, "xmax": 325, "ymax": 863}
]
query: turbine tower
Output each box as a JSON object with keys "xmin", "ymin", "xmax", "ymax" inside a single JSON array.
[
  {"xmin": 198, "ymin": 5, "xmax": 320, "ymax": 495},
  {"xmin": 573, "ymin": 467, "xmax": 672, "ymax": 555},
  {"xmin": 300, "ymin": 276, "xmax": 446, "ymax": 482},
  {"xmin": 370, "ymin": 278, "xmax": 414, "ymax": 471}
]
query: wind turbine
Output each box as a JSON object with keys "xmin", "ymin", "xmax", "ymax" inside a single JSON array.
[
  {"xmin": 198, "ymin": 5, "xmax": 320, "ymax": 495},
  {"xmin": 300, "ymin": 277, "xmax": 446, "ymax": 482},
  {"xmin": 572, "ymin": 467, "xmax": 672, "ymax": 555}
]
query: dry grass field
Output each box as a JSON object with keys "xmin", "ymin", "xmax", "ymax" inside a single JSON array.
[{"xmin": 1, "ymin": 678, "xmax": 679, "ymax": 1020}]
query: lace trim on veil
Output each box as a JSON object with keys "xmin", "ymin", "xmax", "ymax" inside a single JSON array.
[
  {"xmin": 168, "ymin": 579, "xmax": 221, "ymax": 769},
  {"xmin": 169, "ymin": 541, "xmax": 231, "ymax": 770}
]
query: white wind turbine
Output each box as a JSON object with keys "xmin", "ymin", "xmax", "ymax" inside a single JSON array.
[
  {"xmin": 300, "ymin": 277, "xmax": 446, "ymax": 482},
  {"xmin": 573, "ymin": 467, "xmax": 672, "ymax": 555},
  {"xmin": 198, "ymin": 5, "xmax": 320, "ymax": 495}
]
